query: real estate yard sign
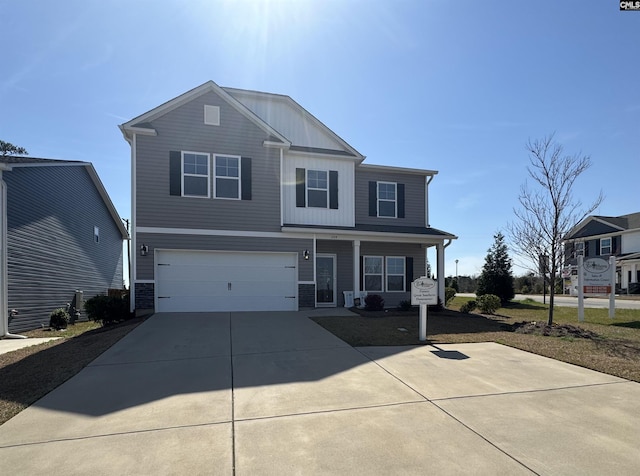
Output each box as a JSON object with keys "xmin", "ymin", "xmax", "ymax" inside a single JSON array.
[
  {"xmin": 411, "ymin": 277, "xmax": 438, "ymax": 305},
  {"xmin": 412, "ymin": 277, "xmax": 437, "ymax": 342},
  {"xmin": 577, "ymin": 256, "xmax": 616, "ymax": 321},
  {"xmin": 582, "ymin": 257, "xmax": 612, "ymax": 294}
]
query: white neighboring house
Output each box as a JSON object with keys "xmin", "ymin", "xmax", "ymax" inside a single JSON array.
[{"xmin": 563, "ymin": 212, "xmax": 640, "ymax": 295}]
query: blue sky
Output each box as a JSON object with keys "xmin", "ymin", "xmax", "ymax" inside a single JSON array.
[{"xmin": 1, "ymin": 0, "xmax": 638, "ymax": 278}]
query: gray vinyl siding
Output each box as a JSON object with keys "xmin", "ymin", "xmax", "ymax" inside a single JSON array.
[
  {"xmin": 136, "ymin": 233, "xmax": 314, "ymax": 282},
  {"xmin": 6, "ymin": 166, "xmax": 124, "ymax": 332},
  {"xmin": 135, "ymin": 91, "xmax": 281, "ymax": 232},
  {"xmin": 317, "ymin": 240, "xmax": 425, "ymax": 308},
  {"xmin": 355, "ymin": 169, "xmax": 425, "ymax": 227},
  {"xmin": 569, "ymin": 221, "xmax": 619, "ymax": 239}
]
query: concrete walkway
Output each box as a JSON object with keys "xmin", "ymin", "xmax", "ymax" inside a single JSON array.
[
  {"xmin": 0, "ymin": 310, "xmax": 639, "ymax": 475},
  {"xmin": 0, "ymin": 337, "xmax": 61, "ymax": 355}
]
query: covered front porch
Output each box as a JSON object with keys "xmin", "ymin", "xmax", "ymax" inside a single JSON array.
[{"xmin": 291, "ymin": 228, "xmax": 456, "ymax": 308}]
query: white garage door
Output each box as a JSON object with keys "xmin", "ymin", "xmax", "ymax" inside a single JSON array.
[{"xmin": 155, "ymin": 250, "xmax": 298, "ymax": 312}]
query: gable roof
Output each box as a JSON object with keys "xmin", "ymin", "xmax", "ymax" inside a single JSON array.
[
  {"xmin": 119, "ymin": 80, "xmax": 365, "ymax": 161},
  {"xmin": 119, "ymin": 80, "xmax": 290, "ymax": 146},
  {"xmin": 223, "ymin": 87, "xmax": 365, "ymax": 161},
  {"xmin": 1, "ymin": 156, "xmax": 129, "ymax": 239},
  {"xmin": 565, "ymin": 212, "xmax": 640, "ymax": 240}
]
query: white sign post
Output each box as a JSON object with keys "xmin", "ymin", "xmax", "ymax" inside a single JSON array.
[
  {"xmin": 411, "ymin": 277, "xmax": 438, "ymax": 342},
  {"xmin": 579, "ymin": 256, "xmax": 615, "ymax": 321},
  {"xmin": 578, "ymin": 256, "xmax": 584, "ymax": 321},
  {"xmin": 609, "ymin": 256, "xmax": 616, "ymax": 319}
]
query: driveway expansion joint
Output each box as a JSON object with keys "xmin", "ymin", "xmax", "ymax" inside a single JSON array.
[
  {"xmin": 89, "ymin": 355, "xmax": 229, "ymax": 367},
  {"xmin": 430, "ymin": 380, "xmax": 630, "ymax": 402},
  {"xmin": 0, "ymin": 421, "xmax": 231, "ymax": 450},
  {"xmin": 233, "ymin": 399, "xmax": 430, "ymax": 423},
  {"xmin": 430, "ymin": 400, "xmax": 541, "ymax": 476}
]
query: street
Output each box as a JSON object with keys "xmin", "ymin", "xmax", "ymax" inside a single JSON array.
[{"xmin": 458, "ymin": 293, "xmax": 640, "ymax": 310}]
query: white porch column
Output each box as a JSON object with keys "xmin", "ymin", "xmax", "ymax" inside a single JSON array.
[
  {"xmin": 436, "ymin": 242, "xmax": 445, "ymax": 304},
  {"xmin": 353, "ymin": 239, "xmax": 361, "ymax": 296}
]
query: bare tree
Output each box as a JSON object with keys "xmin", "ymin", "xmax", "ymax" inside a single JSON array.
[
  {"xmin": 508, "ymin": 133, "xmax": 603, "ymax": 325},
  {"xmin": 0, "ymin": 140, "xmax": 28, "ymax": 157}
]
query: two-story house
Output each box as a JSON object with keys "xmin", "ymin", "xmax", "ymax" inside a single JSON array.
[
  {"xmin": 563, "ymin": 212, "xmax": 640, "ymax": 295},
  {"xmin": 120, "ymin": 81, "xmax": 456, "ymax": 314},
  {"xmin": 1, "ymin": 156, "xmax": 127, "ymax": 334}
]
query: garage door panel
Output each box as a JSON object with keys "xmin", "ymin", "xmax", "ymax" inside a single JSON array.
[{"xmin": 155, "ymin": 250, "xmax": 298, "ymax": 312}]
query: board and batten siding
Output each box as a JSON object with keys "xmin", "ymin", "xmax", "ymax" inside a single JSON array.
[
  {"xmin": 226, "ymin": 91, "xmax": 346, "ymax": 150},
  {"xmin": 622, "ymin": 231, "xmax": 640, "ymax": 254},
  {"xmin": 135, "ymin": 90, "xmax": 281, "ymax": 232},
  {"xmin": 355, "ymin": 168, "xmax": 426, "ymax": 228},
  {"xmin": 6, "ymin": 166, "xmax": 124, "ymax": 332},
  {"xmin": 282, "ymin": 154, "xmax": 355, "ymax": 227},
  {"xmin": 136, "ymin": 233, "xmax": 314, "ymax": 282}
]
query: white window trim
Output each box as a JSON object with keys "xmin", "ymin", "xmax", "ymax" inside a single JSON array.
[
  {"xmin": 182, "ymin": 151, "xmax": 210, "ymax": 199},
  {"xmin": 363, "ymin": 255, "xmax": 383, "ymax": 292},
  {"xmin": 385, "ymin": 256, "xmax": 406, "ymax": 292},
  {"xmin": 600, "ymin": 237, "xmax": 612, "ymax": 255},
  {"xmin": 575, "ymin": 241, "xmax": 585, "ymax": 256},
  {"xmin": 377, "ymin": 181, "xmax": 397, "ymax": 218},
  {"xmin": 307, "ymin": 169, "xmax": 328, "ymax": 208},
  {"xmin": 204, "ymin": 105, "xmax": 220, "ymax": 126},
  {"xmin": 213, "ymin": 154, "xmax": 241, "ymax": 200}
]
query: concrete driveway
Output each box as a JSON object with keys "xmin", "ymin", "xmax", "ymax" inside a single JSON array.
[{"xmin": 1, "ymin": 311, "xmax": 639, "ymax": 475}]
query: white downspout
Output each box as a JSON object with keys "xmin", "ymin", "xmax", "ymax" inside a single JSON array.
[
  {"xmin": 353, "ymin": 239, "xmax": 361, "ymax": 298},
  {"xmin": 129, "ymin": 133, "xmax": 137, "ymax": 313},
  {"xmin": 280, "ymin": 148, "xmax": 284, "ymax": 227},
  {"xmin": 0, "ymin": 168, "xmax": 26, "ymax": 338},
  {"xmin": 425, "ymin": 175, "xmax": 434, "ymax": 228}
]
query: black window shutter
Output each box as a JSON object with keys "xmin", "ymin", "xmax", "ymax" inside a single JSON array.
[
  {"xmin": 241, "ymin": 157, "xmax": 252, "ymax": 200},
  {"xmin": 296, "ymin": 168, "xmax": 306, "ymax": 207},
  {"xmin": 405, "ymin": 257, "xmax": 413, "ymax": 290},
  {"xmin": 329, "ymin": 171, "xmax": 338, "ymax": 209},
  {"xmin": 360, "ymin": 256, "xmax": 364, "ymax": 290},
  {"xmin": 169, "ymin": 151, "xmax": 182, "ymax": 196},
  {"xmin": 612, "ymin": 236, "xmax": 619, "ymax": 255},
  {"xmin": 596, "ymin": 239, "xmax": 601, "ymax": 255},
  {"xmin": 397, "ymin": 183, "xmax": 405, "ymax": 218},
  {"xmin": 368, "ymin": 181, "xmax": 377, "ymax": 216},
  {"xmin": 585, "ymin": 241, "xmax": 590, "ymax": 257}
]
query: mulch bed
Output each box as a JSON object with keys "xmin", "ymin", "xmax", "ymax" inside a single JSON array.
[{"xmin": 508, "ymin": 321, "xmax": 601, "ymax": 339}]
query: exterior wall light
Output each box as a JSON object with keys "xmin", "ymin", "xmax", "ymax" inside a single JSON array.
[
  {"xmin": 140, "ymin": 244, "xmax": 149, "ymax": 256},
  {"xmin": 303, "ymin": 249, "xmax": 310, "ymax": 260}
]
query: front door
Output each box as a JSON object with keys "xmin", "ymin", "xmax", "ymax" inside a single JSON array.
[{"xmin": 316, "ymin": 254, "xmax": 336, "ymax": 307}]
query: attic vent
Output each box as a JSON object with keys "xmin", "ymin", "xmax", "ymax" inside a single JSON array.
[{"xmin": 204, "ymin": 105, "xmax": 220, "ymax": 126}]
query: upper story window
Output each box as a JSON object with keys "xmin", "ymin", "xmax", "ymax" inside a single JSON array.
[
  {"xmin": 377, "ymin": 182, "xmax": 397, "ymax": 218},
  {"xmin": 307, "ymin": 170, "xmax": 328, "ymax": 208},
  {"xmin": 182, "ymin": 152, "xmax": 210, "ymax": 198},
  {"xmin": 386, "ymin": 257, "xmax": 405, "ymax": 292},
  {"xmin": 295, "ymin": 167, "xmax": 338, "ymax": 209},
  {"xmin": 215, "ymin": 155, "xmax": 240, "ymax": 199},
  {"xmin": 575, "ymin": 242, "xmax": 584, "ymax": 256},
  {"xmin": 170, "ymin": 151, "xmax": 251, "ymax": 200},
  {"xmin": 364, "ymin": 256, "xmax": 383, "ymax": 292},
  {"xmin": 600, "ymin": 237, "xmax": 612, "ymax": 255}
]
